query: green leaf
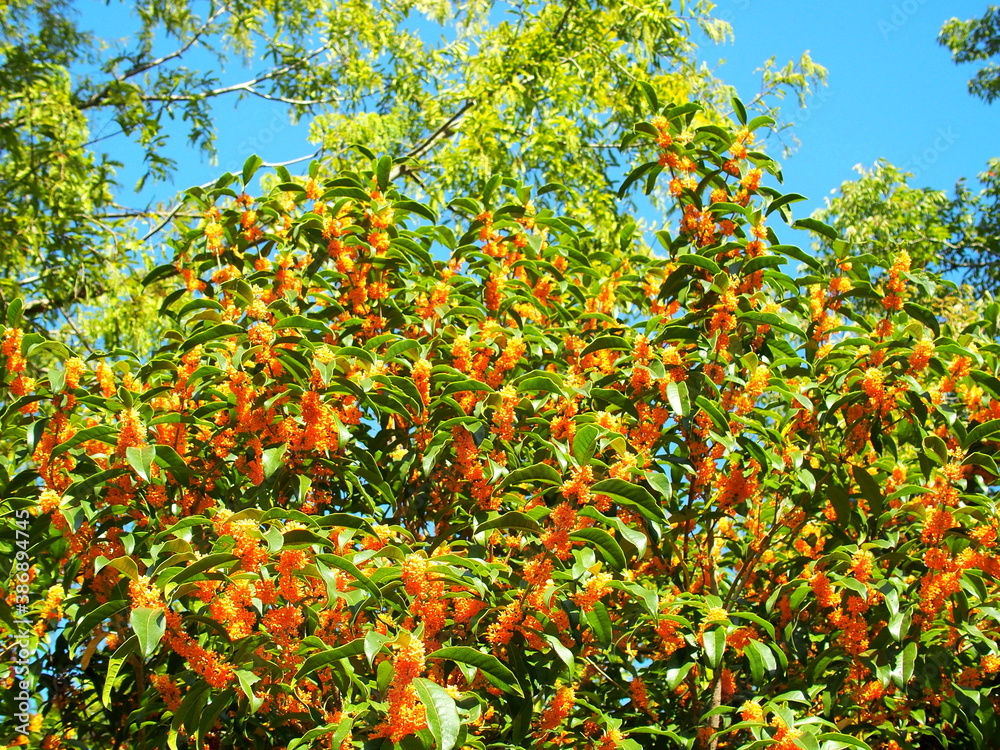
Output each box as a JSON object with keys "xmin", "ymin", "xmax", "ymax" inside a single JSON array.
[
  {"xmin": 771, "ymin": 243, "xmax": 822, "ymax": 271},
  {"xmin": 792, "ymin": 218, "xmax": 838, "ymax": 241},
  {"xmin": 765, "ymin": 192, "xmax": 807, "ymax": 217},
  {"xmin": 742, "ymin": 255, "xmax": 786, "ymax": 274},
  {"xmin": 499, "ymin": 463, "xmax": 562, "ymax": 489},
  {"xmin": 964, "ymin": 451, "xmax": 999, "ymax": 476},
  {"xmin": 315, "ymin": 554, "xmax": 382, "ymax": 600},
  {"xmin": 730, "ymin": 611, "xmax": 776, "ymax": 640},
  {"xmin": 665, "ymin": 379, "xmax": 690, "ymax": 417},
  {"xmin": 125, "ymin": 445, "xmax": 156, "ymax": 483},
  {"xmin": 476, "ymin": 511, "xmax": 541, "ymax": 535},
  {"xmin": 731, "ymin": 96, "xmax": 748, "ymax": 124},
  {"xmin": 165, "ymin": 553, "xmax": 239, "ymax": 586},
  {"xmin": 569, "ymin": 528, "xmax": 627, "ymax": 570},
  {"xmin": 428, "ymin": 647, "xmax": 522, "ymax": 695},
  {"xmin": 747, "ymin": 114, "xmax": 776, "ymax": 131},
  {"xmin": 142, "ymin": 263, "xmax": 180, "ymax": 287},
  {"xmin": 102, "ymin": 634, "xmax": 137, "ymax": 707},
  {"xmin": 262, "ymin": 444, "xmax": 287, "ymax": 479},
  {"xmin": 744, "ymin": 639, "xmax": 777, "ymax": 681},
  {"xmin": 101, "ymin": 556, "xmax": 140, "ymax": 581},
  {"xmin": 744, "ymin": 638, "xmax": 765, "ymax": 683},
  {"xmin": 695, "ymin": 396, "xmax": 729, "ymax": 433},
  {"xmin": 182, "ymin": 323, "xmax": 245, "ymax": 352},
  {"xmin": 580, "ymin": 336, "xmax": 629, "ymax": 357},
  {"xmin": 676, "ymin": 253, "xmax": 720, "ymax": 275},
  {"xmin": 614, "ymin": 581, "xmax": 659, "ymax": 617},
  {"xmin": 295, "ymin": 638, "xmax": 365, "ymax": 679},
  {"xmin": 572, "ymin": 423, "xmax": 601, "ymax": 466},
  {"xmin": 273, "ymin": 315, "xmax": 330, "ymax": 332},
  {"xmin": 130, "ymin": 606, "xmax": 166, "ymax": 659},
  {"xmin": 393, "ymin": 199, "xmax": 437, "ymax": 223},
  {"xmin": 586, "ymin": 602, "xmax": 613, "ymax": 645},
  {"xmin": 50, "ymin": 424, "xmax": 117, "ymax": 457},
  {"xmin": 68, "ymin": 600, "xmax": 128, "ymax": 646},
  {"xmin": 364, "ymin": 631, "xmax": 392, "ymax": 667},
  {"xmin": 543, "ymin": 634, "xmax": 575, "ymax": 678},
  {"xmin": 66, "ymin": 468, "xmax": 129, "ymax": 499},
  {"xmin": 888, "ymin": 609, "xmax": 911, "ymax": 642},
  {"xmin": 815, "ymin": 734, "xmax": 872, "ymax": 750},
  {"xmin": 922, "ymin": 434, "xmax": 948, "ymax": 464},
  {"xmin": 235, "ymin": 669, "xmax": 264, "ymax": 713},
  {"xmin": 376, "ymin": 155, "xmax": 392, "ymax": 191},
  {"xmin": 618, "ymin": 161, "xmax": 659, "ymax": 198},
  {"xmin": 904, "ymin": 302, "xmax": 940, "ymax": 337},
  {"xmin": 168, "ymin": 682, "xmax": 210, "ymax": 750},
  {"xmin": 636, "ymin": 81, "xmax": 658, "ymax": 112},
  {"xmin": 242, "ymin": 154, "xmax": 263, "ymax": 186},
  {"xmin": 703, "ymin": 626, "xmax": 726, "ymax": 668},
  {"xmin": 851, "ymin": 465, "xmax": 884, "ymax": 516},
  {"xmin": 590, "ymin": 479, "xmax": 666, "ymax": 522},
  {"xmin": 965, "ymin": 418, "xmax": 1000, "ymax": 449},
  {"xmin": 413, "ymin": 677, "xmax": 460, "ymax": 750},
  {"xmin": 384, "ymin": 338, "xmax": 421, "ymax": 361},
  {"xmin": 514, "ymin": 371, "xmax": 565, "ymax": 396},
  {"xmin": 579, "ymin": 506, "xmax": 647, "ymax": 560},
  {"xmin": 892, "ymin": 641, "xmax": 917, "ymax": 689}
]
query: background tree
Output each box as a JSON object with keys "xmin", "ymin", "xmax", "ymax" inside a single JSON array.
[
  {"xmin": 939, "ymin": 5, "xmax": 1000, "ymax": 103},
  {"xmin": 0, "ymin": 0, "xmax": 825, "ymax": 355},
  {"xmin": 814, "ymin": 7, "xmax": 1000, "ymax": 301},
  {"xmin": 2, "ymin": 96, "xmax": 999, "ymax": 750}
]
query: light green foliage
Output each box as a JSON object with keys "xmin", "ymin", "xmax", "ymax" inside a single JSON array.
[
  {"xmin": 939, "ymin": 5, "xmax": 1000, "ymax": 104},
  {"xmin": 0, "ymin": 0, "xmax": 825, "ymax": 355},
  {"xmin": 814, "ymin": 158, "xmax": 1000, "ymax": 312},
  {"xmin": 813, "ymin": 161, "xmax": 951, "ymax": 271},
  {"xmin": 939, "ymin": 157, "xmax": 1000, "ymax": 292}
]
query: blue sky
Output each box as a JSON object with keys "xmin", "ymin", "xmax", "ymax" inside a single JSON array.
[
  {"xmin": 707, "ymin": 1, "xmax": 998, "ymax": 219},
  {"xmin": 85, "ymin": 1, "xmax": 999, "ymax": 232}
]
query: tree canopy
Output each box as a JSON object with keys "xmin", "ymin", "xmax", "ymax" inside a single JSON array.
[
  {"xmin": 940, "ymin": 5, "xmax": 1000, "ymax": 104},
  {"xmin": 2, "ymin": 93, "xmax": 1000, "ymax": 750}
]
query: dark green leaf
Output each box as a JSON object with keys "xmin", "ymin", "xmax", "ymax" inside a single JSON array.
[
  {"xmin": 572, "ymin": 423, "xmax": 601, "ymax": 466},
  {"xmin": 569, "ymin": 528, "xmax": 627, "ymax": 570},
  {"xmin": 413, "ymin": 677, "xmax": 460, "ymax": 750},
  {"xmin": 295, "ymin": 638, "xmax": 365, "ymax": 679},
  {"xmin": 499, "ymin": 463, "xmax": 562, "ymax": 489},
  {"xmin": 427, "ymin": 647, "xmax": 521, "ymax": 695}
]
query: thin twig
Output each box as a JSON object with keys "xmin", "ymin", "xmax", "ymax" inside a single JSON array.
[
  {"xmin": 390, "ymin": 99, "xmax": 477, "ymax": 181},
  {"xmin": 136, "ymin": 44, "xmax": 335, "ymax": 104},
  {"xmin": 77, "ymin": 4, "xmax": 231, "ymax": 109}
]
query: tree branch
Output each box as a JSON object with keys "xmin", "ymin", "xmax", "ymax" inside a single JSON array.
[
  {"xmin": 77, "ymin": 4, "xmax": 231, "ymax": 109},
  {"xmin": 135, "ymin": 45, "xmax": 335, "ymax": 104},
  {"xmin": 22, "ymin": 281, "xmax": 107, "ymax": 319},
  {"xmin": 389, "ymin": 99, "xmax": 477, "ymax": 181}
]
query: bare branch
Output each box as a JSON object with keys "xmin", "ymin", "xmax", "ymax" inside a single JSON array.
[
  {"xmin": 136, "ymin": 45, "xmax": 336, "ymax": 104},
  {"xmin": 139, "ymin": 201, "xmax": 194, "ymax": 243},
  {"xmin": 262, "ymin": 150, "xmax": 322, "ymax": 169},
  {"xmin": 77, "ymin": 4, "xmax": 231, "ymax": 109},
  {"xmin": 390, "ymin": 99, "xmax": 477, "ymax": 181}
]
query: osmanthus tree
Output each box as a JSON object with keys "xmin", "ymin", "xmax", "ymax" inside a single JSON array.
[{"xmin": 3, "ymin": 94, "xmax": 1000, "ymax": 750}]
